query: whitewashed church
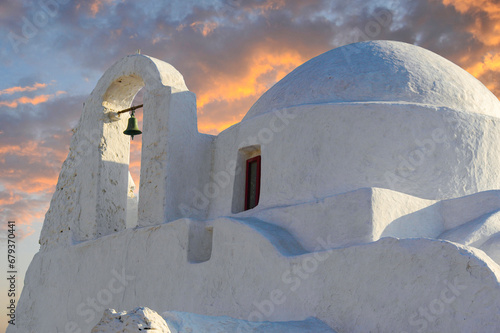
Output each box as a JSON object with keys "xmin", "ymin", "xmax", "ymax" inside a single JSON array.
[{"xmin": 10, "ymin": 41, "xmax": 500, "ymax": 332}]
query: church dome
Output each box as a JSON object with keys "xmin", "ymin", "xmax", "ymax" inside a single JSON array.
[{"xmin": 243, "ymin": 40, "xmax": 500, "ymax": 120}]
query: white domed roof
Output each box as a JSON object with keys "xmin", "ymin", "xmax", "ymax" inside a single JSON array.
[{"xmin": 243, "ymin": 40, "xmax": 500, "ymax": 120}]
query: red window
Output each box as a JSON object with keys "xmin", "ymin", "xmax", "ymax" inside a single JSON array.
[{"xmin": 244, "ymin": 156, "xmax": 261, "ymax": 210}]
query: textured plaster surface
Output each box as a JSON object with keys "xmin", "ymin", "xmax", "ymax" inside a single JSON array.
[
  {"xmin": 91, "ymin": 307, "xmax": 172, "ymax": 333},
  {"xmin": 10, "ymin": 218, "xmax": 500, "ymax": 333},
  {"xmin": 209, "ymin": 102, "xmax": 500, "ymax": 219}
]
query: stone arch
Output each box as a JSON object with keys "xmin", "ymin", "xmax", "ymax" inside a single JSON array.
[
  {"xmin": 92, "ymin": 55, "xmax": 190, "ymax": 237},
  {"xmin": 40, "ymin": 54, "xmax": 207, "ymax": 249},
  {"xmin": 97, "ymin": 54, "xmax": 188, "ymax": 118}
]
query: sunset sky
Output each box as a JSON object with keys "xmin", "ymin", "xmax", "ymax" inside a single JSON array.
[{"xmin": 1, "ymin": 0, "xmax": 500, "ymax": 331}]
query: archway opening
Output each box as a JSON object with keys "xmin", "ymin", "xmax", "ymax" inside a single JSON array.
[
  {"xmin": 101, "ymin": 74, "xmax": 145, "ymax": 231},
  {"xmin": 126, "ymin": 88, "xmax": 143, "ymax": 228}
]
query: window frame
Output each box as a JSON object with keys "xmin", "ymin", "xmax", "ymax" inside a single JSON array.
[{"xmin": 244, "ymin": 155, "xmax": 261, "ymax": 211}]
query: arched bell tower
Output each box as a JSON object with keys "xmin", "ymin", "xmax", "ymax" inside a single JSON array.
[{"xmin": 39, "ymin": 54, "xmax": 213, "ymax": 250}]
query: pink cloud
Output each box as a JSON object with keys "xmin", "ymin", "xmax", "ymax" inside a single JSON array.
[{"xmin": 0, "ymin": 82, "xmax": 47, "ymax": 96}]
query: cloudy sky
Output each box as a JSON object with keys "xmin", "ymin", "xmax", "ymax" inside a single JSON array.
[{"xmin": 1, "ymin": 0, "xmax": 500, "ymax": 331}]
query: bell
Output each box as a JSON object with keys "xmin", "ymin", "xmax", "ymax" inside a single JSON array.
[{"xmin": 123, "ymin": 111, "xmax": 142, "ymax": 140}]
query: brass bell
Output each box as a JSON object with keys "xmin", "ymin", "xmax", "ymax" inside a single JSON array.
[{"xmin": 123, "ymin": 111, "xmax": 142, "ymax": 140}]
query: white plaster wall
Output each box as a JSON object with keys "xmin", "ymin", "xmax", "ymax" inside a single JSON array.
[
  {"xmin": 372, "ymin": 189, "xmax": 500, "ymax": 248},
  {"xmin": 434, "ymin": 192, "xmax": 500, "ymax": 262},
  {"xmin": 161, "ymin": 91, "xmax": 214, "ymax": 222},
  {"xmin": 439, "ymin": 210, "xmax": 500, "ymax": 248},
  {"xmin": 242, "ymin": 187, "xmax": 441, "ymax": 251},
  {"xmin": 372, "ymin": 188, "xmax": 441, "ymax": 239},
  {"xmin": 10, "ymin": 218, "xmax": 500, "ymax": 333},
  {"xmin": 441, "ymin": 190, "xmax": 500, "ymax": 230},
  {"xmin": 203, "ymin": 102, "xmax": 500, "ymax": 223},
  {"xmin": 480, "ymin": 233, "xmax": 500, "ymax": 263},
  {"xmin": 228, "ymin": 186, "xmax": 500, "ymax": 252},
  {"xmin": 241, "ymin": 188, "xmax": 374, "ymax": 251}
]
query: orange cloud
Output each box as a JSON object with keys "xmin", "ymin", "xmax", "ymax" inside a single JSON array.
[
  {"xmin": 0, "ymin": 199, "xmax": 48, "ymax": 232},
  {"xmin": 198, "ymin": 118, "xmax": 243, "ymax": 135},
  {"xmin": 0, "ymin": 92, "xmax": 65, "ymax": 108},
  {"xmin": 0, "ymin": 142, "xmax": 44, "ymax": 158},
  {"xmin": 466, "ymin": 52, "xmax": 500, "ymax": 77},
  {"xmin": 195, "ymin": 49, "xmax": 305, "ymax": 133},
  {"xmin": 0, "ymin": 142, "xmax": 56, "ymax": 233},
  {"xmin": 0, "ymin": 191, "xmax": 22, "ymax": 206},
  {"xmin": 441, "ymin": 0, "xmax": 500, "ymax": 15},
  {"xmin": 436, "ymin": 1, "xmax": 500, "ymax": 98},
  {"xmin": 190, "ymin": 21, "xmax": 218, "ymax": 36},
  {"xmin": 8, "ymin": 174, "xmax": 58, "ymax": 194},
  {"xmin": 197, "ymin": 51, "xmax": 304, "ymax": 108},
  {"xmin": 241, "ymin": 0, "xmax": 286, "ymax": 15},
  {"xmin": 0, "ymin": 140, "xmax": 65, "ymax": 194},
  {"xmin": 89, "ymin": 0, "xmax": 114, "ymax": 16},
  {"xmin": 0, "ymin": 82, "xmax": 47, "ymax": 96},
  {"xmin": 441, "ymin": 0, "xmax": 500, "ymax": 45}
]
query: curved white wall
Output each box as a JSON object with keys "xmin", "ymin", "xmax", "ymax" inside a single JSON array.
[{"xmin": 202, "ymin": 103, "xmax": 500, "ymax": 220}]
